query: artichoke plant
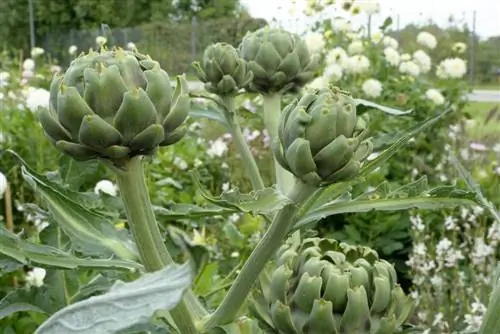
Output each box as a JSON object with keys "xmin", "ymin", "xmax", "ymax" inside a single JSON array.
[
  {"xmin": 273, "ymin": 87, "xmax": 373, "ymax": 186},
  {"xmin": 39, "ymin": 48, "xmax": 189, "ymax": 165},
  {"xmin": 193, "ymin": 42, "xmax": 253, "ymax": 96},
  {"xmin": 252, "ymin": 232, "xmax": 415, "ymax": 333},
  {"xmin": 238, "ymin": 27, "xmax": 318, "ymax": 94}
]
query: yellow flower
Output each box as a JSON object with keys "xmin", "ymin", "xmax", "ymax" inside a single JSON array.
[
  {"xmin": 192, "ymin": 227, "xmax": 208, "ymax": 246},
  {"xmin": 115, "ymin": 220, "xmax": 126, "ymax": 230},
  {"xmin": 324, "ymin": 30, "xmax": 333, "ymax": 38}
]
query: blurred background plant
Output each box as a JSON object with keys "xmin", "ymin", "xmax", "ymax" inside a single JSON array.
[{"xmin": 0, "ymin": 0, "xmax": 499, "ymax": 332}]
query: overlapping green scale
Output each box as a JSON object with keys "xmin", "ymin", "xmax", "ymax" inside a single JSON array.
[
  {"xmin": 193, "ymin": 42, "xmax": 253, "ymax": 96},
  {"xmin": 238, "ymin": 27, "xmax": 319, "ymax": 94},
  {"xmin": 255, "ymin": 232, "xmax": 415, "ymax": 334},
  {"xmin": 39, "ymin": 48, "xmax": 189, "ymax": 165},
  {"xmin": 273, "ymin": 87, "xmax": 373, "ymax": 186}
]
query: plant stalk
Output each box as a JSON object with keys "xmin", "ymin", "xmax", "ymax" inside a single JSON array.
[
  {"xmin": 222, "ymin": 97, "xmax": 265, "ymax": 190},
  {"xmin": 262, "ymin": 93, "xmax": 295, "ymax": 194},
  {"xmin": 202, "ymin": 179, "xmax": 317, "ymax": 329},
  {"xmin": 115, "ymin": 156, "xmax": 199, "ymax": 334}
]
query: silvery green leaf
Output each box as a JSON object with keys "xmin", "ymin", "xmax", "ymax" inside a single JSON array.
[
  {"xmin": 9, "ymin": 151, "xmax": 138, "ymax": 261},
  {"xmin": 479, "ymin": 262, "xmax": 500, "ymax": 334},
  {"xmin": 192, "ymin": 172, "xmax": 292, "ymax": 215},
  {"xmin": 35, "ymin": 263, "xmax": 192, "ymax": 334},
  {"xmin": 154, "ymin": 203, "xmax": 235, "ymax": 220},
  {"xmin": 355, "ymin": 98, "xmax": 413, "ymax": 115}
]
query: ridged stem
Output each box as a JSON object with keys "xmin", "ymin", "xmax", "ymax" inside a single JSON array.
[
  {"xmin": 222, "ymin": 96, "xmax": 265, "ymax": 190},
  {"xmin": 115, "ymin": 156, "xmax": 200, "ymax": 334},
  {"xmin": 262, "ymin": 93, "xmax": 295, "ymax": 194},
  {"xmin": 201, "ymin": 179, "xmax": 317, "ymax": 330}
]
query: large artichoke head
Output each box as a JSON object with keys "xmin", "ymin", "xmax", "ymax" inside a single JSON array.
[
  {"xmin": 273, "ymin": 87, "xmax": 373, "ymax": 186},
  {"xmin": 238, "ymin": 27, "xmax": 318, "ymax": 94},
  {"xmin": 193, "ymin": 42, "xmax": 252, "ymax": 96},
  {"xmin": 39, "ymin": 48, "xmax": 189, "ymax": 166},
  {"xmin": 264, "ymin": 232, "xmax": 415, "ymax": 333}
]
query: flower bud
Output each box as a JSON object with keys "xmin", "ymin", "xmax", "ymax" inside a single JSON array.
[
  {"xmin": 193, "ymin": 43, "xmax": 253, "ymax": 96},
  {"xmin": 39, "ymin": 49, "xmax": 189, "ymax": 165}
]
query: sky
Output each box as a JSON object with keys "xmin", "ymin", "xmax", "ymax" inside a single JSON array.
[{"xmin": 240, "ymin": 0, "xmax": 500, "ymax": 38}]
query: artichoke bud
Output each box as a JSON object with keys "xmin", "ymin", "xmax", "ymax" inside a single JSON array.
[
  {"xmin": 273, "ymin": 87, "xmax": 373, "ymax": 187},
  {"xmin": 193, "ymin": 42, "xmax": 252, "ymax": 96},
  {"xmin": 40, "ymin": 49, "xmax": 189, "ymax": 165},
  {"xmin": 239, "ymin": 27, "xmax": 318, "ymax": 94},
  {"xmin": 262, "ymin": 232, "xmax": 414, "ymax": 333}
]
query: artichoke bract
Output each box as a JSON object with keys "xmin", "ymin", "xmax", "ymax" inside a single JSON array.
[
  {"xmin": 273, "ymin": 87, "xmax": 373, "ymax": 186},
  {"xmin": 265, "ymin": 233, "xmax": 415, "ymax": 333},
  {"xmin": 193, "ymin": 42, "xmax": 252, "ymax": 96},
  {"xmin": 239, "ymin": 27, "xmax": 318, "ymax": 94},
  {"xmin": 39, "ymin": 48, "xmax": 189, "ymax": 165}
]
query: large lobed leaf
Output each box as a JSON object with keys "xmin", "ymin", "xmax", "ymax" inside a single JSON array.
[
  {"xmin": 9, "ymin": 151, "xmax": 138, "ymax": 261},
  {"xmin": 34, "ymin": 263, "xmax": 193, "ymax": 334}
]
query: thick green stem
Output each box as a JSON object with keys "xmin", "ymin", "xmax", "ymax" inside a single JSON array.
[
  {"xmin": 262, "ymin": 93, "xmax": 295, "ymax": 194},
  {"xmin": 115, "ymin": 157, "xmax": 200, "ymax": 334},
  {"xmin": 222, "ymin": 97, "xmax": 265, "ymax": 190},
  {"xmin": 202, "ymin": 179, "xmax": 317, "ymax": 330}
]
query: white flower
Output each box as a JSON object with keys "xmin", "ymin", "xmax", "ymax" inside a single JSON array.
[
  {"xmin": 344, "ymin": 55, "xmax": 370, "ymax": 74},
  {"xmin": 436, "ymin": 237, "xmax": 452, "ymax": 256},
  {"xmin": 207, "ymin": 138, "xmax": 228, "ymax": 157},
  {"xmin": 453, "ymin": 42, "xmax": 467, "ymax": 53},
  {"xmin": 425, "ymin": 89, "xmax": 445, "ymax": 105},
  {"xmin": 382, "ymin": 36, "xmax": 399, "ymax": 49},
  {"xmin": 399, "ymin": 61, "xmax": 421, "ymax": 77},
  {"xmin": 25, "ymin": 88, "xmax": 50, "ymax": 112},
  {"xmin": 436, "ymin": 58, "xmax": 467, "ymax": 79},
  {"xmin": 173, "ymin": 157, "xmax": 188, "ymax": 170},
  {"xmin": 413, "ymin": 243, "xmax": 427, "ymax": 256},
  {"xmin": 413, "ymin": 50, "xmax": 432, "ymax": 73},
  {"xmin": 0, "ymin": 71, "xmax": 10, "ymax": 87},
  {"xmin": 0, "ymin": 171, "xmax": 7, "ymax": 198},
  {"xmin": 68, "ymin": 45, "xmax": 78, "ymax": 55},
  {"xmin": 242, "ymin": 128, "xmax": 260, "ymax": 141},
  {"xmin": 471, "ymin": 238, "xmax": 494, "ymax": 265},
  {"xmin": 94, "ymin": 180, "xmax": 118, "ymax": 197},
  {"xmin": 347, "ymin": 40, "xmax": 363, "ymax": 55},
  {"xmin": 417, "ymin": 31, "xmax": 437, "ymax": 49},
  {"xmin": 331, "ymin": 17, "xmax": 352, "ymax": 32},
  {"xmin": 324, "ymin": 64, "xmax": 343, "ymax": 81},
  {"xmin": 95, "ymin": 36, "xmax": 107, "ymax": 46},
  {"xmin": 361, "ymin": 79, "xmax": 382, "ymax": 98},
  {"xmin": 22, "ymin": 70, "xmax": 34, "ymax": 79},
  {"xmin": 307, "ymin": 76, "xmax": 329, "ymax": 90},
  {"xmin": 326, "ymin": 47, "xmax": 348, "ymax": 65},
  {"xmin": 305, "ymin": 32, "xmax": 326, "ymax": 54},
  {"xmin": 25, "ymin": 267, "xmax": 46, "ymax": 287},
  {"xmin": 127, "ymin": 42, "xmax": 137, "ymax": 50},
  {"xmin": 400, "ymin": 53, "xmax": 411, "ymax": 61},
  {"xmin": 383, "ymin": 47, "xmax": 400, "ymax": 66},
  {"xmin": 30, "ymin": 47, "xmax": 45, "ymax": 58},
  {"xmin": 50, "ymin": 65, "xmax": 62, "ymax": 74},
  {"xmin": 230, "ymin": 251, "xmax": 240, "ymax": 258},
  {"xmin": 23, "ymin": 58, "xmax": 35, "ymax": 71},
  {"xmin": 359, "ymin": 1, "xmax": 380, "ymax": 15},
  {"xmin": 469, "ymin": 142, "xmax": 488, "ymax": 151},
  {"xmin": 370, "ymin": 30, "xmax": 384, "ymax": 43}
]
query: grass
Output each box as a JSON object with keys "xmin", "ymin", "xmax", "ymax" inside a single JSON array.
[
  {"xmin": 471, "ymin": 83, "xmax": 500, "ymax": 91},
  {"xmin": 464, "ymin": 101, "xmax": 500, "ymax": 143}
]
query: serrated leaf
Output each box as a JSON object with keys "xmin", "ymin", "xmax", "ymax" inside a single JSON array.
[
  {"xmin": 9, "ymin": 151, "xmax": 138, "ymax": 260},
  {"xmin": 355, "ymin": 99, "xmax": 413, "ymax": 116},
  {"xmin": 189, "ymin": 102, "xmax": 229, "ymax": 127},
  {"xmin": 0, "ymin": 302, "xmax": 46, "ymax": 320},
  {"xmin": 0, "ymin": 227, "xmax": 142, "ymax": 270},
  {"xmin": 192, "ymin": 172, "xmax": 291, "ymax": 215},
  {"xmin": 359, "ymin": 108, "xmax": 452, "ymax": 176},
  {"xmin": 34, "ymin": 263, "xmax": 192, "ymax": 334},
  {"xmin": 154, "ymin": 203, "xmax": 235, "ymax": 220},
  {"xmin": 294, "ymin": 188, "xmax": 478, "ymax": 230}
]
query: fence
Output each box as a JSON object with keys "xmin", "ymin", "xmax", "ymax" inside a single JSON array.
[{"xmin": 40, "ymin": 17, "xmax": 267, "ymax": 75}]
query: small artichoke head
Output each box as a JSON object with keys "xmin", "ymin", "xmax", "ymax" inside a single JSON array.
[
  {"xmin": 40, "ymin": 48, "xmax": 189, "ymax": 166},
  {"xmin": 262, "ymin": 232, "xmax": 415, "ymax": 333},
  {"xmin": 238, "ymin": 27, "xmax": 319, "ymax": 94},
  {"xmin": 193, "ymin": 42, "xmax": 253, "ymax": 96},
  {"xmin": 274, "ymin": 86, "xmax": 373, "ymax": 186}
]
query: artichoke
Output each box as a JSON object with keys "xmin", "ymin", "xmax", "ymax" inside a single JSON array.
[
  {"xmin": 273, "ymin": 87, "xmax": 373, "ymax": 186},
  {"xmin": 193, "ymin": 42, "xmax": 253, "ymax": 96},
  {"xmin": 254, "ymin": 232, "xmax": 415, "ymax": 333},
  {"xmin": 238, "ymin": 27, "xmax": 318, "ymax": 94},
  {"xmin": 39, "ymin": 48, "xmax": 189, "ymax": 165}
]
